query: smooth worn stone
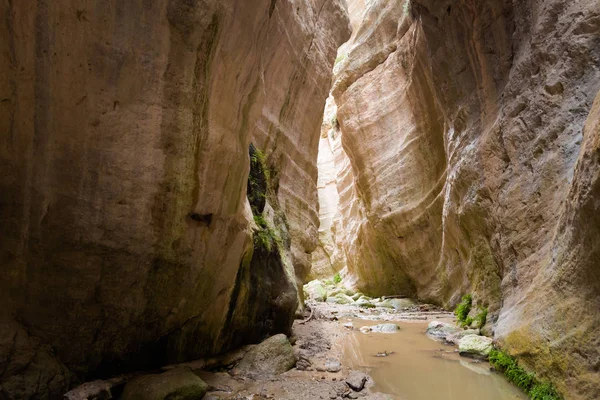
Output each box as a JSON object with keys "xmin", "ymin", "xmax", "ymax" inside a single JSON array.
[
  {"xmin": 120, "ymin": 368, "xmax": 208, "ymax": 400},
  {"xmin": 326, "ymin": 293, "xmax": 355, "ymax": 305},
  {"xmin": 325, "ymin": 360, "xmax": 342, "ymax": 373},
  {"xmin": 458, "ymin": 335, "xmax": 494, "ymax": 359},
  {"xmin": 371, "ymin": 324, "xmax": 400, "ymax": 333},
  {"xmin": 359, "ymin": 324, "xmax": 400, "ymax": 334},
  {"xmin": 305, "ymin": 280, "xmax": 328, "ymax": 302},
  {"xmin": 445, "ymin": 329, "xmax": 480, "ymax": 345},
  {"xmin": 426, "ymin": 321, "xmax": 462, "ymax": 340},
  {"xmin": 345, "ymin": 370, "xmax": 368, "ymax": 391},
  {"xmin": 233, "ymin": 334, "xmax": 296, "ymax": 377}
]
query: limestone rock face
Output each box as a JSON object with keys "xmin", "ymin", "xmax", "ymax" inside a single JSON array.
[
  {"xmin": 311, "ymin": 97, "xmax": 347, "ymax": 279},
  {"xmin": 0, "ymin": 0, "xmax": 349, "ymax": 398},
  {"xmin": 326, "ymin": 0, "xmax": 600, "ymax": 397}
]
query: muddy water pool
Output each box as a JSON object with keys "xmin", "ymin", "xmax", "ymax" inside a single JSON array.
[{"xmin": 339, "ymin": 319, "xmax": 527, "ymax": 400}]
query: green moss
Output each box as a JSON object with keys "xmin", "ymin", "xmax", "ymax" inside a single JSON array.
[
  {"xmin": 454, "ymin": 294, "xmax": 472, "ymax": 326},
  {"xmin": 253, "ymin": 215, "xmax": 281, "ymax": 254},
  {"xmin": 248, "ymin": 144, "xmax": 269, "ymax": 215},
  {"xmin": 489, "ymin": 349, "xmax": 562, "ymax": 400},
  {"xmin": 333, "ymin": 272, "xmax": 342, "ymax": 284},
  {"xmin": 474, "ymin": 307, "xmax": 488, "ymax": 328}
]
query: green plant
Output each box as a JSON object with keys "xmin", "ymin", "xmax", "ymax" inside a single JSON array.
[
  {"xmin": 248, "ymin": 144, "xmax": 270, "ymax": 215},
  {"xmin": 253, "ymin": 215, "xmax": 281, "ymax": 254},
  {"xmin": 333, "ymin": 272, "xmax": 342, "ymax": 284},
  {"xmin": 454, "ymin": 294, "xmax": 472, "ymax": 326},
  {"xmin": 489, "ymin": 349, "xmax": 562, "ymax": 400},
  {"xmin": 334, "ymin": 53, "xmax": 347, "ymax": 66},
  {"xmin": 474, "ymin": 307, "xmax": 488, "ymax": 328},
  {"xmin": 530, "ymin": 383, "xmax": 562, "ymax": 400},
  {"xmin": 402, "ymin": 0, "xmax": 411, "ymax": 16}
]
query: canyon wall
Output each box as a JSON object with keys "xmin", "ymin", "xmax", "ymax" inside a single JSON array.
[
  {"xmin": 328, "ymin": 0, "xmax": 600, "ymax": 398},
  {"xmin": 0, "ymin": 1, "xmax": 349, "ymax": 398}
]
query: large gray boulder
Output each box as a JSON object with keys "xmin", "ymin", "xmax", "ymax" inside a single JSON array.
[
  {"xmin": 445, "ymin": 329, "xmax": 480, "ymax": 345},
  {"xmin": 120, "ymin": 368, "xmax": 208, "ymax": 400},
  {"xmin": 458, "ymin": 335, "xmax": 493, "ymax": 359},
  {"xmin": 233, "ymin": 334, "xmax": 296, "ymax": 376}
]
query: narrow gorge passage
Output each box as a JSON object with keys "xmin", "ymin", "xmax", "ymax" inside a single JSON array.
[{"xmin": 0, "ymin": 1, "xmax": 599, "ymax": 400}]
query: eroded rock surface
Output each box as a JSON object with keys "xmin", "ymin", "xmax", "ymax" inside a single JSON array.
[
  {"xmin": 0, "ymin": 0, "xmax": 350, "ymax": 397},
  {"xmin": 324, "ymin": 0, "xmax": 600, "ymax": 397}
]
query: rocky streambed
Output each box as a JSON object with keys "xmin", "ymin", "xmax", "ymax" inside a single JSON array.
[{"xmin": 64, "ymin": 278, "xmax": 529, "ymax": 400}]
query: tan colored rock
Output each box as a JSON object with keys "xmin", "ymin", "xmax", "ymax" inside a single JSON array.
[
  {"xmin": 121, "ymin": 368, "xmax": 207, "ymax": 400},
  {"xmin": 324, "ymin": 0, "xmax": 600, "ymax": 397},
  {"xmin": 0, "ymin": 0, "xmax": 350, "ymax": 398}
]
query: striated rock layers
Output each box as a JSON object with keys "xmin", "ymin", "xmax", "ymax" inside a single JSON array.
[
  {"xmin": 0, "ymin": 1, "xmax": 349, "ymax": 398},
  {"xmin": 327, "ymin": 0, "xmax": 600, "ymax": 398}
]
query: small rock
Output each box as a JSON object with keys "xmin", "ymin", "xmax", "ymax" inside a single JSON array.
[
  {"xmin": 458, "ymin": 335, "xmax": 493, "ymax": 359},
  {"xmin": 120, "ymin": 368, "xmax": 208, "ymax": 400},
  {"xmin": 360, "ymin": 324, "xmax": 400, "ymax": 334},
  {"xmin": 345, "ymin": 370, "xmax": 368, "ymax": 391},
  {"xmin": 325, "ymin": 360, "xmax": 342, "ymax": 372},
  {"xmin": 343, "ymin": 322, "xmax": 353, "ymax": 329},
  {"xmin": 359, "ymin": 326, "xmax": 372, "ymax": 334},
  {"xmin": 425, "ymin": 321, "xmax": 461, "ymax": 340}
]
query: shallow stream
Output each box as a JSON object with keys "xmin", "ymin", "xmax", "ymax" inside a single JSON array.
[{"xmin": 340, "ymin": 319, "xmax": 527, "ymax": 400}]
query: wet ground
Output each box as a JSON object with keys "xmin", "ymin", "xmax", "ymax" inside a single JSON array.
[{"xmin": 198, "ymin": 301, "xmax": 527, "ymax": 399}]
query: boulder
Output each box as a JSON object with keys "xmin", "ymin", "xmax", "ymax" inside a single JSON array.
[
  {"xmin": 233, "ymin": 334, "xmax": 296, "ymax": 376},
  {"xmin": 120, "ymin": 368, "xmax": 208, "ymax": 400},
  {"xmin": 425, "ymin": 321, "xmax": 461, "ymax": 341},
  {"xmin": 445, "ymin": 329, "xmax": 480, "ymax": 345},
  {"xmin": 355, "ymin": 298, "xmax": 375, "ymax": 308},
  {"xmin": 304, "ymin": 280, "xmax": 328, "ymax": 302},
  {"xmin": 326, "ymin": 293, "xmax": 354, "ymax": 305},
  {"xmin": 387, "ymin": 298, "xmax": 417, "ymax": 310},
  {"xmin": 346, "ymin": 370, "xmax": 368, "ymax": 391},
  {"xmin": 458, "ymin": 335, "xmax": 493, "ymax": 359}
]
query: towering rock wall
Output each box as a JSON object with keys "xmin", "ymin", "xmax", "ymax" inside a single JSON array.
[
  {"xmin": 0, "ymin": 1, "xmax": 349, "ymax": 398},
  {"xmin": 328, "ymin": 0, "xmax": 600, "ymax": 398}
]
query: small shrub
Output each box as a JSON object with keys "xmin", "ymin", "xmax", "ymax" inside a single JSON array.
[
  {"xmin": 454, "ymin": 294, "xmax": 472, "ymax": 326},
  {"xmin": 333, "ymin": 272, "xmax": 342, "ymax": 284}
]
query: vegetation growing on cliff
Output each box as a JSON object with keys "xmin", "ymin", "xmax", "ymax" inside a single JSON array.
[
  {"xmin": 489, "ymin": 349, "xmax": 562, "ymax": 400},
  {"xmin": 454, "ymin": 294, "xmax": 472, "ymax": 326},
  {"xmin": 474, "ymin": 307, "xmax": 488, "ymax": 328},
  {"xmin": 248, "ymin": 144, "xmax": 269, "ymax": 215},
  {"xmin": 253, "ymin": 215, "xmax": 282, "ymax": 253}
]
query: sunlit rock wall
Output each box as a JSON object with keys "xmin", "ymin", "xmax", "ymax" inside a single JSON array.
[
  {"xmin": 329, "ymin": 0, "xmax": 600, "ymax": 397},
  {"xmin": 0, "ymin": 1, "xmax": 349, "ymax": 398}
]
